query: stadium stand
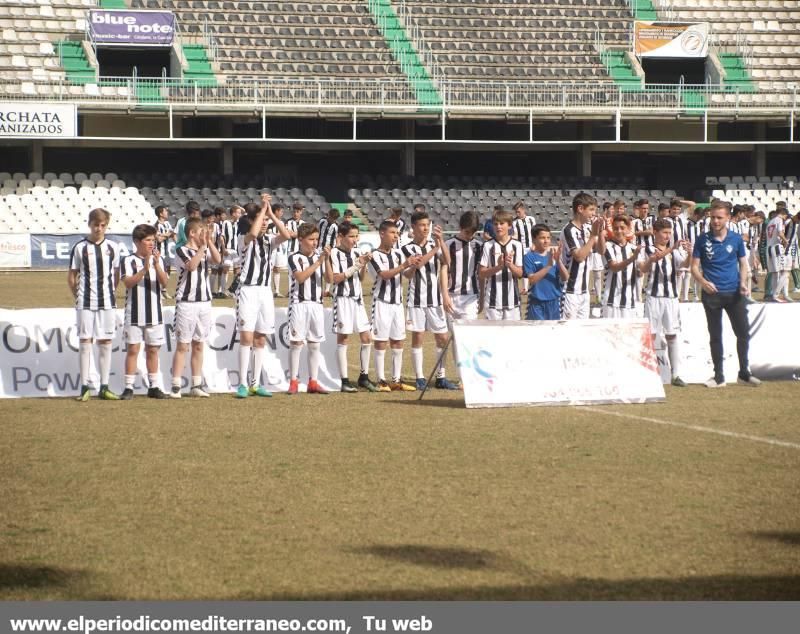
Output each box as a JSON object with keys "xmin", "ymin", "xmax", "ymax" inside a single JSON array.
[
  {"xmin": 670, "ymin": 0, "xmax": 800, "ymax": 100},
  {"xmin": 706, "ymin": 174, "xmax": 800, "ymax": 210},
  {"xmin": 345, "ymin": 174, "xmax": 680, "ymax": 230}
]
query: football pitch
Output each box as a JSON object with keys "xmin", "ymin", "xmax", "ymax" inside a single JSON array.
[{"xmin": 1, "ymin": 272, "xmax": 799, "ymax": 600}]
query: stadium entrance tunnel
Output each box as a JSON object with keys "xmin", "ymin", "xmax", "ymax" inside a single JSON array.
[
  {"xmin": 96, "ymin": 46, "xmax": 171, "ymax": 78},
  {"xmin": 642, "ymin": 58, "xmax": 705, "ymax": 85}
]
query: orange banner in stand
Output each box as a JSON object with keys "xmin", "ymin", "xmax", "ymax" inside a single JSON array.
[{"xmin": 634, "ymin": 22, "xmax": 709, "ymax": 58}]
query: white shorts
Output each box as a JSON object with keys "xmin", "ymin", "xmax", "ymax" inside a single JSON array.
[
  {"xmin": 236, "ymin": 285, "xmax": 275, "ymax": 334},
  {"xmin": 645, "ymin": 296, "xmax": 680, "ymax": 336},
  {"xmin": 272, "ymin": 245, "xmax": 288, "ymax": 269},
  {"xmin": 174, "ymin": 301, "xmax": 212, "ymax": 344},
  {"xmin": 484, "ymin": 306, "xmax": 521, "ymax": 321},
  {"xmin": 76, "ymin": 308, "xmax": 116, "ymax": 340},
  {"xmin": 406, "ymin": 305, "xmax": 448, "ymax": 334},
  {"xmin": 447, "ymin": 294, "xmax": 479, "ymax": 322},
  {"xmin": 222, "ymin": 251, "xmax": 240, "ymax": 269},
  {"xmin": 562, "ymin": 293, "xmax": 590, "ymax": 320},
  {"xmin": 767, "ymin": 244, "xmax": 787, "ymax": 273},
  {"xmin": 602, "ymin": 305, "xmax": 636, "ymax": 319},
  {"xmin": 333, "ymin": 296, "xmax": 371, "ymax": 335},
  {"xmin": 124, "ymin": 323, "xmax": 166, "ymax": 347},
  {"xmin": 289, "ymin": 301, "xmax": 325, "ymax": 343},
  {"xmin": 372, "ymin": 300, "xmax": 405, "ymax": 342}
]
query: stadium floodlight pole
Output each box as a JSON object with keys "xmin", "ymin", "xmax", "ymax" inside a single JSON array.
[{"xmin": 417, "ymin": 336, "xmax": 453, "ymax": 401}]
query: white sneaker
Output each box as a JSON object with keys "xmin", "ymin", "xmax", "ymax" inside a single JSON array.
[
  {"xmin": 704, "ymin": 377, "xmax": 726, "ymax": 388},
  {"xmin": 169, "ymin": 386, "xmax": 182, "ymax": 399},
  {"xmin": 190, "ymin": 386, "xmax": 210, "ymax": 397},
  {"xmin": 737, "ymin": 375, "xmax": 762, "ymax": 387}
]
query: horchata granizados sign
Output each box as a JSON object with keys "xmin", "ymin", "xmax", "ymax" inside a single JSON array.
[
  {"xmin": 0, "ymin": 103, "xmax": 77, "ymax": 138},
  {"xmin": 634, "ymin": 22, "xmax": 709, "ymax": 58}
]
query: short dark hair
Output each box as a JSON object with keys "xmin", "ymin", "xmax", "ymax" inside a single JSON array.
[
  {"xmin": 633, "ymin": 199, "xmax": 649, "ymax": 209},
  {"xmin": 272, "ymin": 203, "xmax": 284, "ymax": 213},
  {"xmin": 653, "ymin": 219, "xmax": 672, "ymax": 232},
  {"xmin": 297, "ymin": 223, "xmax": 319, "ymax": 239},
  {"xmin": 657, "ymin": 203, "xmax": 669, "ymax": 212},
  {"xmin": 709, "ymin": 199, "xmax": 732, "ymax": 214},
  {"xmin": 186, "ymin": 201, "xmax": 201, "ymax": 214},
  {"xmin": 327, "ymin": 209, "xmax": 341, "ymax": 220},
  {"xmin": 669, "ymin": 198, "xmax": 683, "ymax": 208},
  {"xmin": 88, "ymin": 208, "xmax": 111, "ymax": 224},
  {"xmin": 132, "ymin": 223, "xmax": 156, "ymax": 242},
  {"xmin": 390, "ymin": 207, "xmax": 403, "ymax": 217},
  {"xmin": 612, "ymin": 215, "xmax": 631, "ymax": 227},
  {"xmin": 410, "ymin": 210, "xmax": 429, "ymax": 225},
  {"xmin": 459, "ymin": 211, "xmax": 480, "ymax": 232},
  {"xmin": 214, "ymin": 206, "xmax": 226, "ymax": 216},
  {"xmin": 531, "ymin": 224, "xmax": 551, "ymax": 239},
  {"xmin": 338, "ymin": 221, "xmax": 358, "ymax": 237},
  {"xmin": 155, "ymin": 205, "xmax": 168, "ymax": 217},
  {"xmin": 292, "ymin": 202, "xmax": 304, "ymax": 212},
  {"xmin": 379, "ymin": 220, "xmax": 397, "ymax": 233},
  {"xmin": 512, "ymin": 201, "xmax": 525, "ymax": 212},
  {"xmin": 244, "ymin": 202, "xmax": 260, "ymax": 219},
  {"xmin": 413, "ymin": 203, "xmax": 426, "ymax": 213},
  {"xmin": 613, "ymin": 198, "xmax": 626, "ymax": 207},
  {"xmin": 572, "ymin": 193, "xmax": 597, "ymax": 214},
  {"xmin": 602, "ymin": 202, "xmax": 612, "ymax": 211},
  {"xmin": 201, "ymin": 209, "xmax": 214, "ymax": 219}
]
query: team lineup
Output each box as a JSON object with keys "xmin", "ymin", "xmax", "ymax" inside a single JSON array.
[{"xmin": 67, "ymin": 190, "xmax": 789, "ymax": 400}]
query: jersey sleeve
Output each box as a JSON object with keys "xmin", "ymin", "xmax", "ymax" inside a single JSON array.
[
  {"xmin": 120, "ymin": 256, "xmax": 135, "ymax": 278},
  {"xmin": 330, "ymin": 250, "xmax": 345, "ymax": 275},
  {"xmin": 736, "ymin": 234, "xmax": 746, "ymax": 258},
  {"xmin": 479, "ymin": 242, "xmax": 493, "ymax": 268},
  {"xmin": 176, "ymin": 246, "xmax": 193, "ymax": 264},
  {"xmin": 512, "ymin": 241, "xmax": 524, "ymax": 267},
  {"xmin": 563, "ymin": 225, "xmax": 580, "ymax": 253},
  {"xmin": 68, "ymin": 242, "xmax": 82, "ymax": 271},
  {"xmin": 522, "ymin": 252, "xmax": 538, "ymax": 277},
  {"xmin": 369, "ymin": 251, "xmax": 385, "ymax": 277}
]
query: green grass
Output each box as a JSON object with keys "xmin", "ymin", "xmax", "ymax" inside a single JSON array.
[{"xmin": 1, "ymin": 272, "xmax": 799, "ymax": 600}]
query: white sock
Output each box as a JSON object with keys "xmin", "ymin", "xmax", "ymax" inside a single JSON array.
[
  {"xmin": 780, "ymin": 271, "xmax": 790, "ymax": 297},
  {"xmin": 274, "ymin": 271, "xmax": 281, "ymax": 294},
  {"xmin": 124, "ymin": 374, "xmax": 135, "ymax": 389},
  {"xmin": 98, "ymin": 342, "xmax": 112, "ymax": 385},
  {"xmin": 667, "ymin": 338, "xmax": 680, "ymax": 378},
  {"xmin": 359, "ymin": 343, "xmax": 371, "ymax": 376},
  {"xmin": 210, "ymin": 272, "xmax": 218, "ymax": 293},
  {"xmin": 374, "ymin": 347, "xmax": 386, "ymax": 381},
  {"xmin": 337, "ymin": 344, "xmax": 348, "ymax": 380},
  {"xmin": 290, "ymin": 345, "xmax": 302, "ymax": 380},
  {"xmin": 435, "ymin": 347, "xmax": 446, "ymax": 378},
  {"xmin": 220, "ymin": 271, "xmax": 228, "ymax": 293},
  {"xmin": 252, "ymin": 346, "xmax": 266, "ymax": 387},
  {"xmin": 411, "ymin": 347, "xmax": 424, "ymax": 379},
  {"xmin": 391, "ymin": 348, "xmax": 403, "ymax": 383},
  {"xmin": 238, "ymin": 344, "xmax": 251, "ymax": 387},
  {"xmin": 308, "ymin": 342, "xmax": 321, "ymax": 381},
  {"xmin": 191, "ymin": 375, "xmax": 201, "ymax": 388},
  {"xmin": 148, "ymin": 373, "xmax": 159, "ymax": 389},
  {"xmin": 79, "ymin": 341, "xmax": 92, "ymax": 386}
]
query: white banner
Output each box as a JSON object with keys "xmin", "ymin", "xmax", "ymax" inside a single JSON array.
[
  {"xmin": 453, "ymin": 319, "xmax": 665, "ymax": 408},
  {"xmin": 655, "ymin": 302, "xmax": 800, "ymax": 383},
  {"xmin": 0, "ymin": 102, "xmax": 77, "ymax": 138},
  {"xmin": 0, "ymin": 233, "xmax": 31, "ymax": 268},
  {"xmin": 635, "ymin": 22, "xmax": 709, "ymax": 58},
  {"xmin": 0, "ymin": 307, "xmax": 341, "ymax": 398}
]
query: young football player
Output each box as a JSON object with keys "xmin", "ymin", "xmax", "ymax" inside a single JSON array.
[
  {"xmin": 401, "ymin": 210, "xmax": 457, "ymax": 390},
  {"xmin": 479, "ymin": 209, "xmax": 524, "ymax": 320},
  {"xmin": 524, "ymin": 224, "xmax": 567, "ymax": 320},
  {"xmin": 559, "ymin": 193, "xmax": 605, "ymax": 319},
  {"xmin": 369, "ymin": 221, "xmax": 419, "ymax": 392},
  {"xmin": 120, "ymin": 224, "xmax": 170, "ymax": 399},
  {"xmin": 170, "ymin": 216, "xmax": 221, "ymax": 398},
  {"xmin": 67, "ymin": 208, "xmax": 122, "ymax": 401}
]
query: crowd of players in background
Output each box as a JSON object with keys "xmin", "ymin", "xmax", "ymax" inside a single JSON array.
[{"xmin": 67, "ymin": 189, "xmax": 797, "ymax": 400}]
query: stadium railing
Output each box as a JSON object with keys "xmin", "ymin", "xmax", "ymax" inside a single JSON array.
[{"xmin": 1, "ymin": 76, "xmax": 797, "ymax": 115}]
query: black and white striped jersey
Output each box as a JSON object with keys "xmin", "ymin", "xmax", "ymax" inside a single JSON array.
[
  {"xmin": 69, "ymin": 238, "xmax": 120, "ymax": 310},
  {"xmin": 445, "ymin": 236, "xmax": 482, "ymax": 297},
  {"xmin": 175, "ymin": 246, "xmax": 213, "ymax": 302},
  {"xmin": 221, "ymin": 219, "xmax": 239, "ymax": 253},
  {"xmin": 394, "ymin": 217, "xmax": 407, "ymax": 235},
  {"xmin": 121, "ymin": 254, "xmax": 165, "ymax": 326},
  {"xmin": 602, "ymin": 242, "xmax": 638, "ymax": 309},
  {"xmin": 667, "ymin": 216, "xmax": 687, "ymax": 246},
  {"xmin": 155, "ymin": 220, "xmax": 174, "ymax": 249},
  {"xmin": 641, "ymin": 245, "xmax": 686, "ymax": 299},
  {"xmin": 736, "ymin": 218, "xmax": 751, "ymax": 242},
  {"xmin": 318, "ymin": 218, "xmax": 338, "ymax": 250},
  {"xmin": 511, "ymin": 215, "xmax": 537, "ymax": 251},
  {"xmin": 289, "ymin": 252, "xmax": 324, "ymax": 303},
  {"xmin": 369, "ymin": 248, "xmax": 406, "ymax": 305},
  {"xmin": 330, "ymin": 247, "xmax": 364, "ymax": 301},
  {"xmin": 480, "ymin": 238, "xmax": 523, "ymax": 309},
  {"xmin": 632, "ymin": 215, "xmax": 655, "ymax": 249},
  {"xmin": 285, "ymin": 218, "xmax": 304, "ymax": 253},
  {"xmin": 239, "ymin": 234, "xmax": 281, "ymax": 287},
  {"xmin": 559, "ymin": 221, "xmax": 590, "ymax": 294},
  {"xmin": 401, "ymin": 241, "xmax": 442, "ymax": 308}
]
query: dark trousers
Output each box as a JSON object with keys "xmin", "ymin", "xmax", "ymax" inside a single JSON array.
[{"xmin": 701, "ymin": 291, "xmax": 750, "ymax": 382}]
